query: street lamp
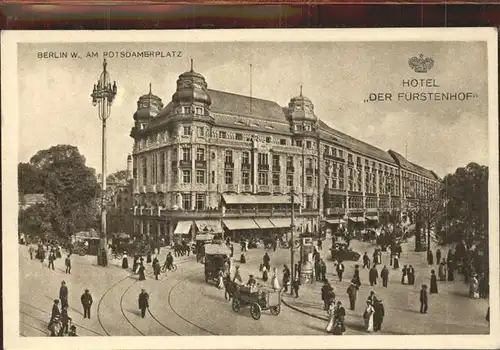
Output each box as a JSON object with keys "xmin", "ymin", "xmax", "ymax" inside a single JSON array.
[
  {"xmin": 290, "ymin": 189, "xmax": 296, "ymax": 295},
  {"xmin": 90, "ymin": 59, "xmax": 117, "ymax": 267}
]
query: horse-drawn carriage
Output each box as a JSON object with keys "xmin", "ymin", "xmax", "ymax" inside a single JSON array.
[
  {"xmin": 231, "ymin": 285, "xmax": 282, "ymax": 320},
  {"xmin": 204, "ymin": 244, "xmax": 231, "ymax": 284},
  {"xmin": 330, "ymin": 239, "xmax": 361, "ymax": 261}
]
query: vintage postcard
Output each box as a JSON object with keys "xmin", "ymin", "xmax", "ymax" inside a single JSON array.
[{"xmin": 2, "ymin": 28, "xmax": 499, "ymax": 349}]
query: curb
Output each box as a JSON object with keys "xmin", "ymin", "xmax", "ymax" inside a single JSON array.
[{"xmin": 281, "ymin": 297, "xmax": 328, "ymax": 322}]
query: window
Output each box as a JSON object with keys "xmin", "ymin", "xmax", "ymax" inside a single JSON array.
[
  {"xmin": 339, "ymin": 178, "xmax": 344, "ymax": 190},
  {"xmin": 307, "ymin": 159, "xmax": 313, "ymax": 169},
  {"xmin": 331, "ymin": 148, "xmax": 336, "ymax": 157},
  {"xmin": 324, "ymin": 145, "xmax": 329, "ymax": 154},
  {"xmin": 306, "ymin": 195, "xmax": 313, "ymax": 209},
  {"xmin": 197, "ymin": 127, "xmax": 205, "ymax": 137},
  {"xmin": 172, "ymin": 170, "xmax": 178, "ymax": 183},
  {"xmin": 183, "ymin": 106, "xmax": 192, "ymax": 114},
  {"xmin": 219, "ymin": 131, "xmax": 227, "ymax": 139},
  {"xmin": 272, "ymin": 154, "xmax": 280, "ymax": 167},
  {"xmin": 195, "ymin": 193, "xmax": 206, "ymax": 210},
  {"xmin": 258, "ymin": 172, "xmax": 268, "ymax": 185},
  {"xmin": 195, "ymin": 107, "xmax": 203, "ymax": 115},
  {"xmin": 242, "ymin": 172, "xmax": 250, "ymax": 185},
  {"xmin": 235, "ymin": 133, "xmax": 243, "ymax": 141},
  {"xmin": 142, "ymin": 157, "xmax": 148, "ymax": 186},
  {"xmin": 242, "ymin": 151, "xmax": 250, "ymax": 164},
  {"xmin": 183, "ymin": 126, "xmax": 191, "ymax": 136},
  {"xmin": 280, "ymin": 139, "xmax": 287, "ymax": 145},
  {"xmin": 295, "ymin": 140, "xmax": 303, "ymax": 147},
  {"xmin": 182, "ymin": 170, "xmax": 191, "ymax": 184},
  {"xmin": 338, "ymin": 150, "xmax": 343, "ymax": 158},
  {"xmin": 160, "ymin": 152, "xmax": 166, "ymax": 183},
  {"xmin": 151, "ymin": 154, "xmax": 157, "ymax": 184},
  {"xmin": 258, "ymin": 153, "xmax": 268, "ymax": 165},
  {"xmin": 266, "ymin": 137, "xmax": 271, "ymax": 143},
  {"xmin": 306, "ymin": 141, "xmax": 312, "ymax": 149},
  {"xmin": 325, "ymin": 178, "xmax": 329, "ymax": 188},
  {"xmin": 356, "ymin": 156, "xmax": 361, "ymax": 164},
  {"xmin": 348, "ymin": 154, "xmax": 353, "ymax": 162},
  {"xmin": 182, "ymin": 193, "xmax": 191, "ymax": 210},
  {"xmin": 307, "ymin": 176, "xmax": 313, "ymax": 187},
  {"xmin": 182, "ymin": 147, "xmax": 191, "ymax": 161},
  {"xmin": 272, "ymin": 173, "xmax": 280, "ymax": 186},
  {"xmin": 225, "ymin": 150, "xmax": 233, "ymax": 163},
  {"xmin": 225, "ymin": 171, "xmax": 233, "ymax": 184},
  {"xmin": 196, "ymin": 170, "xmax": 205, "ymax": 184},
  {"xmin": 286, "ymin": 156, "xmax": 293, "ymax": 169},
  {"xmin": 211, "ymin": 171, "xmax": 215, "ymax": 184},
  {"xmin": 287, "ymin": 175, "xmax": 293, "ymax": 186},
  {"xmin": 196, "ymin": 148, "xmax": 205, "ymax": 161}
]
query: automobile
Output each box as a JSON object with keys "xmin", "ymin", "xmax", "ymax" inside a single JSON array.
[{"xmin": 330, "ymin": 240, "xmax": 361, "ymax": 262}]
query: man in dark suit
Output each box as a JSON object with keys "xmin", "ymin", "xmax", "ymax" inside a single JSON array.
[
  {"xmin": 381, "ymin": 265, "xmax": 389, "ymax": 287},
  {"xmin": 80, "ymin": 289, "xmax": 93, "ymax": 319},
  {"xmin": 336, "ymin": 261, "xmax": 345, "ymax": 282},
  {"xmin": 59, "ymin": 281, "xmax": 69, "ymax": 309},
  {"xmin": 50, "ymin": 299, "xmax": 61, "ymax": 325},
  {"xmin": 420, "ymin": 284, "xmax": 428, "ymax": 314},
  {"xmin": 138, "ymin": 288, "xmax": 149, "ymax": 318}
]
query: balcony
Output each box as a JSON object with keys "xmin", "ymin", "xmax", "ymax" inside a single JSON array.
[
  {"xmin": 256, "ymin": 185, "xmax": 271, "ymax": 193},
  {"xmin": 240, "ymin": 184, "xmax": 252, "ymax": 193},
  {"xmin": 325, "ymin": 207, "xmax": 346, "ymax": 215},
  {"xmin": 324, "ymin": 153, "xmax": 345, "ymax": 162},
  {"xmin": 224, "ymin": 162, "xmax": 234, "ymax": 169},
  {"xmin": 226, "ymin": 184, "xmax": 238, "ymax": 192},
  {"xmin": 286, "ymin": 166, "xmax": 295, "ymax": 173},
  {"xmin": 305, "ymin": 168, "xmax": 314, "ymax": 175},
  {"xmin": 272, "ymin": 165, "xmax": 281, "ymax": 172},
  {"xmin": 195, "ymin": 160, "xmax": 206, "ymax": 168},
  {"xmin": 179, "ymin": 160, "xmax": 191, "ymax": 167},
  {"xmin": 258, "ymin": 164, "xmax": 269, "ymax": 171},
  {"xmin": 146, "ymin": 184, "xmax": 156, "ymax": 193},
  {"xmin": 241, "ymin": 163, "xmax": 251, "ymax": 170}
]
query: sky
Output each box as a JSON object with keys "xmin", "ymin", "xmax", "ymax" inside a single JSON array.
[{"xmin": 17, "ymin": 40, "xmax": 489, "ymax": 177}]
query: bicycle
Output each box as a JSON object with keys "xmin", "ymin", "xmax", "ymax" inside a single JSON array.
[{"xmin": 160, "ymin": 263, "xmax": 177, "ymax": 273}]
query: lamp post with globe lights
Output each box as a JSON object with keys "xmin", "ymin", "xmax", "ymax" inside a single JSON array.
[{"xmin": 90, "ymin": 59, "xmax": 117, "ymax": 267}]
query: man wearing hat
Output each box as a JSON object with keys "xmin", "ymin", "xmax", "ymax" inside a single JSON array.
[
  {"xmin": 80, "ymin": 289, "xmax": 93, "ymax": 319},
  {"xmin": 138, "ymin": 288, "xmax": 149, "ymax": 318},
  {"xmin": 50, "ymin": 299, "xmax": 61, "ymax": 325},
  {"xmin": 346, "ymin": 281, "xmax": 358, "ymax": 310},
  {"xmin": 59, "ymin": 281, "xmax": 69, "ymax": 309},
  {"xmin": 247, "ymin": 274, "xmax": 257, "ymax": 287},
  {"xmin": 419, "ymin": 284, "xmax": 428, "ymax": 314}
]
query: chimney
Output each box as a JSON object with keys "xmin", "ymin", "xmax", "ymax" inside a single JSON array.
[{"xmin": 126, "ymin": 154, "xmax": 132, "ymax": 181}]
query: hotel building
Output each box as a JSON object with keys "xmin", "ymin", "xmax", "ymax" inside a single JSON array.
[{"xmin": 129, "ymin": 64, "xmax": 440, "ymax": 243}]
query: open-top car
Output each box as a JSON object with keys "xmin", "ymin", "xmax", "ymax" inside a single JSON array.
[{"xmin": 330, "ymin": 239, "xmax": 361, "ymax": 261}]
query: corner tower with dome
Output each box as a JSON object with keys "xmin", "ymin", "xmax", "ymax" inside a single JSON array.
[{"xmin": 129, "ymin": 62, "xmax": 439, "ymax": 245}]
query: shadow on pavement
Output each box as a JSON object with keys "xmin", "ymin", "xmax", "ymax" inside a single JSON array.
[{"xmin": 125, "ymin": 308, "xmax": 142, "ymax": 317}]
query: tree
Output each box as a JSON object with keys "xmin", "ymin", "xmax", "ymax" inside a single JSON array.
[
  {"xmin": 107, "ymin": 170, "xmax": 129, "ymax": 184},
  {"xmin": 414, "ymin": 190, "xmax": 443, "ymax": 253},
  {"xmin": 18, "ymin": 162, "xmax": 46, "ymax": 194},
  {"xmin": 18, "ymin": 145, "xmax": 100, "ymax": 237},
  {"xmin": 439, "ymin": 162, "xmax": 488, "ymax": 246}
]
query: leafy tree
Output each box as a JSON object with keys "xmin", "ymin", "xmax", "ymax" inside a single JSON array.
[
  {"xmin": 18, "ymin": 162, "xmax": 46, "ymax": 194},
  {"xmin": 18, "ymin": 145, "xmax": 100, "ymax": 237},
  {"xmin": 107, "ymin": 170, "xmax": 129, "ymax": 184}
]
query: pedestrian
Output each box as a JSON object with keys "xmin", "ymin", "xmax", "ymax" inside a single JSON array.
[
  {"xmin": 146, "ymin": 250, "xmax": 152, "ymax": 264},
  {"xmin": 48, "ymin": 315, "xmax": 62, "ymax": 337},
  {"xmin": 408, "ymin": 265, "xmax": 415, "ymax": 285},
  {"xmin": 230, "ymin": 244, "xmax": 234, "ymax": 258},
  {"xmin": 320, "ymin": 259, "xmax": 327, "ymax": 282},
  {"xmin": 68, "ymin": 325, "xmax": 77, "ymax": 336},
  {"xmin": 282, "ymin": 265, "xmax": 291, "ymax": 292},
  {"xmin": 363, "ymin": 301, "xmax": 375, "ymax": 332},
  {"xmin": 262, "ymin": 265, "xmax": 269, "ymax": 282},
  {"xmin": 263, "ymin": 252, "xmax": 271, "ymax": 271},
  {"xmin": 48, "ymin": 251, "xmax": 56, "ymax": 270},
  {"xmin": 138, "ymin": 289, "xmax": 149, "ymax": 318},
  {"xmin": 321, "ymin": 281, "xmax": 334, "ymax": 310},
  {"xmin": 336, "ymin": 260, "xmax": 345, "ymax": 282},
  {"xmin": 381, "ymin": 265, "xmax": 389, "ymax": 287},
  {"xmin": 122, "ymin": 253, "xmax": 129, "ymax": 269},
  {"xmin": 325, "ymin": 298, "xmax": 336, "ymax": 333},
  {"xmin": 438, "ymin": 260, "xmax": 446, "ymax": 281},
  {"xmin": 224, "ymin": 275, "xmax": 234, "ymax": 301},
  {"xmin": 153, "ymin": 257, "xmax": 161, "ymax": 280},
  {"xmin": 436, "ymin": 249, "xmax": 441, "ymax": 265},
  {"xmin": 447, "ymin": 260, "xmax": 455, "ymax": 281},
  {"xmin": 369, "ymin": 265, "xmax": 378, "ymax": 286},
  {"xmin": 59, "ymin": 306, "xmax": 72, "ymax": 336},
  {"xmin": 138, "ymin": 263, "xmax": 146, "ymax": 281},
  {"xmin": 353, "ymin": 264, "xmax": 361, "ymax": 286},
  {"xmin": 428, "ymin": 250, "xmax": 434, "ymax": 265},
  {"xmin": 65, "ymin": 255, "xmax": 71, "ymax": 274},
  {"xmin": 240, "ymin": 252, "xmax": 246, "ymax": 264},
  {"xmin": 334, "ymin": 300, "xmax": 346, "ymax": 334},
  {"xmin": 367, "ymin": 290, "xmax": 378, "ymax": 305},
  {"xmin": 362, "ymin": 252, "xmax": 370, "ymax": 269},
  {"xmin": 291, "ymin": 278, "xmax": 300, "ymax": 298},
  {"xmin": 28, "ymin": 245, "xmax": 35, "ymax": 260},
  {"xmin": 419, "ymin": 284, "xmax": 428, "ymax": 314},
  {"xmin": 59, "ymin": 281, "xmax": 69, "ymax": 309},
  {"xmin": 50, "ymin": 299, "xmax": 61, "ymax": 325},
  {"xmin": 469, "ymin": 274, "xmax": 479, "ymax": 299},
  {"xmin": 314, "ymin": 259, "xmax": 321, "ymax": 282},
  {"xmin": 317, "ymin": 238, "xmax": 322, "ymax": 250},
  {"xmin": 80, "ymin": 289, "xmax": 93, "ymax": 319},
  {"xmin": 373, "ymin": 299, "xmax": 385, "ymax": 332},
  {"xmin": 430, "ymin": 270, "xmax": 438, "ymax": 294},
  {"xmin": 271, "ymin": 267, "xmax": 280, "ymax": 290},
  {"xmin": 233, "ymin": 265, "xmax": 243, "ymax": 284},
  {"xmin": 479, "ymin": 273, "xmax": 488, "ymax": 298},
  {"xmin": 393, "ymin": 253, "xmax": 400, "ymax": 269},
  {"xmin": 346, "ymin": 281, "xmax": 357, "ymax": 310},
  {"xmin": 401, "ymin": 265, "xmax": 408, "ymax": 284},
  {"xmin": 133, "ymin": 255, "xmax": 139, "ymax": 273}
]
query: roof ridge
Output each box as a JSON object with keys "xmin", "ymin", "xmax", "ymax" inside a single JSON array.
[{"xmin": 207, "ymin": 88, "xmax": 282, "ymax": 106}]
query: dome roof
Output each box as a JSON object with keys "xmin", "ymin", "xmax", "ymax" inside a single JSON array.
[
  {"xmin": 286, "ymin": 87, "xmax": 317, "ymax": 122},
  {"xmin": 172, "ymin": 60, "xmax": 211, "ymax": 106},
  {"xmin": 133, "ymin": 83, "xmax": 164, "ymax": 120}
]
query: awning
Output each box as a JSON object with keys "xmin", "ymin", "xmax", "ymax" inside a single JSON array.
[
  {"xmin": 366, "ymin": 216, "xmax": 379, "ymax": 221},
  {"xmin": 269, "ymin": 218, "xmax": 293, "ymax": 228},
  {"xmin": 195, "ymin": 220, "xmax": 223, "ymax": 233},
  {"xmin": 174, "ymin": 221, "xmax": 192, "ymax": 235},
  {"xmin": 223, "ymin": 219, "xmax": 259, "ymax": 230},
  {"xmin": 254, "ymin": 218, "xmax": 275, "ymax": 229},
  {"xmin": 348, "ymin": 217, "xmax": 365, "ymax": 223},
  {"xmin": 222, "ymin": 194, "xmax": 299, "ymax": 205},
  {"xmin": 325, "ymin": 219, "xmax": 346, "ymax": 224}
]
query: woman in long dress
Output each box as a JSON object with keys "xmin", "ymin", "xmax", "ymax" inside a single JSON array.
[
  {"xmin": 262, "ymin": 265, "xmax": 269, "ymax": 282},
  {"xmin": 325, "ymin": 300, "xmax": 336, "ymax": 333},
  {"xmin": 438, "ymin": 261, "xmax": 446, "ymax": 281},
  {"xmin": 217, "ymin": 269, "xmax": 225, "ymax": 289},
  {"xmin": 393, "ymin": 253, "xmax": 400, "ymax": 269},
  {"xmin": 469, "ymin": 275, "xmax": 479, "ymax": 299},
  {"xmin": 271, "ymin": 268, "xmax": 281, "ymax": 290},
  {"xmin": 122, "ymin": 253, "xmax": 129, "ymax": 269},
  {"xmin": 363, "ymin": 301, "xmax": 375, "ymax": 332},
  {"xmin": 401, "ymin": 265, "xmax": 408, "ymax": 284},
  {"xmin": 138, "ymin": 263, "xmax": 146, "ymax": 281},
  {"xmin": 430, "ymin": 270, "xmax": 438, "ymax": 294}
]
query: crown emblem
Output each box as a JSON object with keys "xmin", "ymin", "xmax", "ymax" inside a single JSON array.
[{"xmin": 408, "ymin": 54, "xmax": 434, "ymax": 73}]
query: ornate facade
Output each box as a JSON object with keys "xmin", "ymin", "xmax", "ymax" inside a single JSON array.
[{"xmin": 129, "ymin": 64, "xmax": 440, "ymax": 242}]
